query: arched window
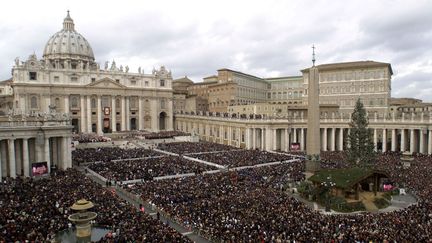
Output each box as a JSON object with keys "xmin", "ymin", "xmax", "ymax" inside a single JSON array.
[
  {"xmin": 30, "ymin": 96, "xmax": 38, "ymax": 109},
  {"xmin": 160, "ymin": 79, "xmax": 165, "ymax": 87}
]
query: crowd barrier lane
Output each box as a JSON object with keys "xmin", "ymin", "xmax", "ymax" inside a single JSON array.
[
  {"xmin": 153, "ymin": 148, "xmax": 180, "ymax": 156},
  {"xmin": 86, "ymin": 167, "xmax": 107, "ymax": 182},
  {"xmin": 182, "ymin": 155, "xmax": 226, "ymax": 169}
]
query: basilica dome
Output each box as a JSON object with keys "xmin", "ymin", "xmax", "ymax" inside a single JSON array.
[{"xmin": 43, "ymin": 11, "xmax": 95, "ymax": 63}]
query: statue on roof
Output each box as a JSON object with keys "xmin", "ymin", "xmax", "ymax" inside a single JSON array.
[
  {"xmin": 138, "ymin": 67, "xmax": 141, "ymax": 74},
  {"xmin": 14, "ymin": 57, "xmax": 20, "ymax": 67},
  {"xmin": 104, "ymin": 61, "xmax": 108, "ymax": 70},
  {"xmin": 125, "ymin": 65, "xmax": 129, "ymax": 73},
  {"xmin": 110, "ymin": 60, "xmax": 117, "ymax": 71},
  {"xmin": 120, "ymin": 65, "xmax": 123, "ymax": 72}
]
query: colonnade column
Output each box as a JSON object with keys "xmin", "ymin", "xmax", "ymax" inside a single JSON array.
[
  {"xmin": 22, "ymin": 138, "xmax": 29, "ymax": 177},
  {"xmin": 138, "ymin": 97, "xmax": 143, "ymax": 130},
  {"xmin": 300, "ymin": 128, "xmax": 305, "ymax": 151},
  {"xmin": 391, "ymin": 129, "xmax": 397, "ymax": 152},
  {"xmin": 382, "ymin": 129, "xmax": 387, "ymax": 152},
  {"xmin": 252, "ymin": 128, "xmax": 256, "ymax": 149},
  {"xmin": 80, "ymin": 96, "xmax": 86, "ymax": 133},
  {"xmin": 285, "ymin": 128, "xmax": 289, "ymax": 152},
  {"xmin": 1, "ymin": 142, "xmax": 7, "ymax": 178},
  {"xmin": 322, "ymin": 128, "xmax": 327, "ymax": 151},
  {"xmin": 338, "ymin": 128, "xmax": 344, "ymax": 151},
  {"xmin": 86, "ymin": 96, "xmax": 92, "ymax": 132},
  {"xmin": 8, "ymin": 139, "xmax": 16, "ymax": 178},
  {"xmin": 44, "ymin": 137, "xmax": 50, "ymax": 173},
  {"xmin": 401, "ymin": 129, "xmax": 406, "ymax": 152},
  {"xmin": 410, "ymin": 129, "xmax": 415, "ymax": 154},
  {"xmin": 428, "ymin": 130, "xmax": 432, "ymax": 155},
  {"xmin": 419, "ymin": 130, "xmax": 425, "ymax": 154},
  {"xmin": 261, "ymin": 128, "xmax": 265, "ymax": 150},
  {"xmin": 97, "ymin": 95, "xmax": 102, "ymax": 134},
  {"xmin": 246, "ymin": 128, "xmax": 251, "ymax": 149},
  {"xmin": 273, "ymin": 129, "xmax": 277, "ymax": 150},
  {"xmin": 0, "ymin": 147, "xmax": 2, "ymax": 181},
  {"xmin": 121, "ymin": 96, "xmax": 126, "ymax": 131},
  {"xmin": 373, "ymin": 129, "xmax": 378, "ymax": 152},
  {"xmin": 330, "ymin": 128, "xmax": 335, "ymax": 151},
  {"xmin": 111, "ymin": 96, "xmax": 116, "ymax": 132}
]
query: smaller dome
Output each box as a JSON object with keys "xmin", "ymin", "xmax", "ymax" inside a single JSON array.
[{"xmin": 43, "ymin": 11, "xmax": 95, "ymax": 62}]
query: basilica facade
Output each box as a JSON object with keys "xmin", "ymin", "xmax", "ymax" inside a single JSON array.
[{"xmin": 6, "ymin": 11, "xmax": 173, "ymax": 134}]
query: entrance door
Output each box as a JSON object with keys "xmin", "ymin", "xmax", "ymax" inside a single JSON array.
[
  {"xmin": 71, "ymin": 119, "xmax": 79, "ymax": 133},
  {"xmin": 159, "ymin": 112, "xmax": 166, "ymax": 131},
  {"xmin": 130, "ymin": 118, "xmax": 137, "ymax": 130},
  {"xmin": 103, "ymin": 118, "xmax": 111, "ymax": 133}
]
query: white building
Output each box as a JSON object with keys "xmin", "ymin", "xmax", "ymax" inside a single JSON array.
[{"xmin": 4, "ymin": 11, "xmax": 174, "ymax": 134}]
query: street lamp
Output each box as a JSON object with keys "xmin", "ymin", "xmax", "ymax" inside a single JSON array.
[{"xmin": 321, "ymin": 176, "xmax": 336, "ymax": 212}]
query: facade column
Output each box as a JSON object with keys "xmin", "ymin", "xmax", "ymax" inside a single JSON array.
[
  {"xmin": 126, "ymin": 97, "xmax": 130, "ymax": 130},
  {"xmin": 419, "ymin": 129, "xmax": 425, "ymax": 154},
  {"xmin": 44, "ymin": 95, "xmax": 51, "ymax": 112},
  {"xmin": 138, "ymin": 97, "xmax": 143, "ymax": 130},
  {"xmin": 8, "ymin": 139, "xmax": 16, "ymax": 178},
  {"xmin": 167, "ymin": 99, "xmax": 173, "ymax": 130},
  {"xmin": 428, "ymin": 130, "xmax": 432, "ymax": 155},
  {"xmin": 1, "ymin": 141, "xmax": 7, "ymax": 178},
  {"xmin": 410, "ymin": 129, "xmax": 415, "ymax": 154},
  {"xmin": 237, "ymin": 127, "xmax": 241, "ymax": 147},
  {"xmin": 300, "ymin": 128, "xmax": 305, "ymax": 151},
  {"xmin": 97, "ymin": 95, "xmax": 102, "ymax": 134},
  {"xmin": 323, "ymin": 128, "xmax": 327, "ymax": 151},
  {"xmin": 44, "ymin": 137, "xmax": 50, "ymax": 173},
  {"xmin": 261, "ymin": 128, "xmax": 265, "ymax": 150},
  {"xmin": 64, "ymin": 95, "xmax": 69, "ymax": 114},
  {"xmin": 382, "ymin": 129, "xmax": 387, "ymax": 152},
  {"xmin": 293, "ymin": 128, "xmax": 297, "ymax": 143},
  {"xmin": 330, "ymin": 128, "xmax": 336, "ymax": 151},
  {"xmin": 285, "ymin": 128, "xmax": 289, "ymax": 152},
  {"xmin": 80, "ymin": 95, "xmax": 86, "ymax": 133},
  {"xmin": 121, "ymin": 96, "xmax": 126, "ymax": 131},
  {"xmin": 111, "ymin": 96, "xmax": 116, "ymax": 132},
  {"xmin": 391, "ymin": 129, "xmax": 397, "ymax": 152},
  {"xmin": 338, "ymin": 128, "xmax": 344, "ymax": 151},
  {"xmin": 150, "ymin": 99, "xmax": 158, "ymax": 132},
  {"xmin": 401, "ymin": 129, "xmax": 406, "ymax": 152},
  {"xmin": 86, "ymin": 96, "xmax": 92, "ymax": 132}
]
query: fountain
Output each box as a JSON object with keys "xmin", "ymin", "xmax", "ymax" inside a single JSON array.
[{"xmin": 68, "ymin": 199, "xmax": 98, "ymax": 239}]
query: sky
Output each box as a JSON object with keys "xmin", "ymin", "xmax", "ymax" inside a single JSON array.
[{"xmin": 0, "ymin": 0, "xmax": 431, "ymax": 100}]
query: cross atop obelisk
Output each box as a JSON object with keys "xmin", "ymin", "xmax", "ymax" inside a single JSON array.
[{"xmin": 312, "ymin": 45, "xmax": 316, "ymax": 66}]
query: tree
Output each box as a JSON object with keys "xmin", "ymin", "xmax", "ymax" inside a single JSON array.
[{"xmin": 347, "ymin": 98, "xmax": 376, "ymax": 166}]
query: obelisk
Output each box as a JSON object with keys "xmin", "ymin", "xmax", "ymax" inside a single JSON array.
[{"xmin": 305, "ymin": 45, "xmax": 321, "ymax": 176}]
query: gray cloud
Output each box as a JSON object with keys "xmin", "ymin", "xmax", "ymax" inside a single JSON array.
[{"xmin": 0, "ymin": 0, "xmax": 431, "ymax": 101}]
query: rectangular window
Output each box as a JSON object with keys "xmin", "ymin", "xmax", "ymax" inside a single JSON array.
[
  {"xmin": 54, "ymin": 76, "xmax": 60, "ymax": 82},
  {"xmin": 70, "ymin": 77, "xmax": 78, "ymax": 82},
  {"xmin": 91, "ymin": 78, "xmax": 96, "ymax": 83},
  {"xmin": 160, "ymin": 80, "xmax": 165, "ymax": 87},
  {"xmin": 29, "ymin": 72, "xmax": 37, "ymax": 80},
  {"xmin": 131, "ymin": 80, "xmax": 137, "ymax": 85},
  {"xmin": 145, "ymin": 81, "xmax": 149, "ymax": 86},
  {"xmin": 116, "ymin": 79, "xmax": 120, "ymax": 83}
]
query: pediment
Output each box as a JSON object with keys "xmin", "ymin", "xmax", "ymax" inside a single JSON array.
[{"xmin": 86, "ymin": 78, "xmax": 126, "ymax": 88}]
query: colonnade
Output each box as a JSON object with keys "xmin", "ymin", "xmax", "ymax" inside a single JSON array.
[
  {"xmin": 175, "ymin": 115, "xmax": 432, "ymax": 155},
  {"xmin": 0, "ymin": 136, "xmax": 72, "ymax": 181}
]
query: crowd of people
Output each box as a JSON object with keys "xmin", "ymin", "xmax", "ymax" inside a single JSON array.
[
  {"xmin": 0, "ymin": 169, "xmax": 190, "ymax": 242},
  {"xmin": 72, "ymin": 133, "xmax": 111, "ymax": 143},
  {"xmin": 72, "ymin": 147, "xmax": 163, "ymax": 164},
  {"xmin": 87, "ymin": 156, "xmax": 215, "ymax": 182},
  {"xmin": 157, "ymin": 141, "xmax": 238, "ymax": 155},
  {"xmin": 144, "ymin": 131, "xmax": 190, "ymax": 139},
  {"xmin": 190, "ymin": 150, "xmax": 296, "ymax": 167},
  {"xmin": 124, "ymin": 152, "xmax": 432, "ymax": 242}
]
